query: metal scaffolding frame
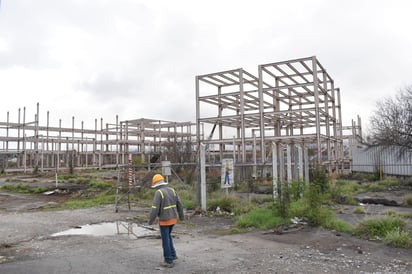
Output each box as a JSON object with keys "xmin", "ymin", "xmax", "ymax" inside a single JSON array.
[
  {"xmin": 0, "ymin": 103, "xmax": 195, "ymax": 173},
  {"xmin": 196, "ymin": 56, "xmax": 344, "ymax": 178}
]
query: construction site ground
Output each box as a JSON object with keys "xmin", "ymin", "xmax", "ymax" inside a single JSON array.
[{"xmin": 0, "ymin": 175, "xmax": 411, "ymax": 274}]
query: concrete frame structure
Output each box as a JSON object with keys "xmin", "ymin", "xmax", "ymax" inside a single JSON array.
[
  {"xmin": 196, "ymin": 56, "xmax": 344, "ymax": 180},
  {"xmin": 0, "ymin": 103, "xmax": 195, "ymax": 173},
  {"xmin": 1, "ymin": 56, "xmax": 349, "ymax": 181}
]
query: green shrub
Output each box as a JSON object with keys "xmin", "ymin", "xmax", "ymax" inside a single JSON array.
[
  {"xmin": 182, "ymin": 199, "xmax": 196, "ymax": 210},
  {"xmin": 384, "ymin": 228, "xmax": 412, "ymax": 248},
  {"xmin": 323, "ymin": 217, "xmax": 353, "ymax": 233},
  {"xmin": 290, "ymin": 180, "xmax": 306, "ymax": 201},
  {"xmin": 309, "ymin": 166, "xmax": 329, "ymax": 193},
  {"xmin": 236, "ymin": 208, "xmax": 284, "ymax": 229},
  {"xmin": 208, "ymin": 195, "xmax": 241, "ymax": 212},
  {"xmin": 354, "ymin": 217, "xmax": 407, "ymax": 239},
  {"xmin": 177, "ymin": 189, "xmax": 195, "ymax": 209},
  {"xmin": 328, "ymin": 180, "xmax": 361, "ymax": 205},
  {"xmin": 232, "ymin": 199, "xmax": 256, "ymax": 215},
  {"xmin": 287, "ymin": 199, "xmax": 306, "ymax": 218},
  {"xmin": 305, "ymin": 206, "xmax": 332, "ymax": 226},
  {"xmin": 353, "ymin": 207, "xmax": 365, "ymax": 214}
]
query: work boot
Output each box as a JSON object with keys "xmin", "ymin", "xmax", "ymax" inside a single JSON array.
[{"xmin": 160, "ymin": 261, "xmax": 174, "ymax": 268}]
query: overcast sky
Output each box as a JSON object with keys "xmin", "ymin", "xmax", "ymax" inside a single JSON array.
[{"xmin": 0, "ymin": 0, "xmax": 411, "ymax": 134}]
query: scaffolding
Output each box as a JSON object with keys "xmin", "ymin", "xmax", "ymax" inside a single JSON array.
[
  {"xmin": 0, "ymin": 103, "xmax": 195, "ymax": 173},
  {"xmin": 196, "ymin": 56, "xmax": 344, "ymax": 180}
]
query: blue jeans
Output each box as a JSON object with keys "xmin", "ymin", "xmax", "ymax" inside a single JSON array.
[{"xmin": 159, "ymin": 225, "xmax": 176, "ymax": 264}]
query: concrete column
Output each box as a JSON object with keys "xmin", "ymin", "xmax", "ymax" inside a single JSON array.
[{"xmin": 272, "ymin": 142, "xmax": 278, "ymax": 200}]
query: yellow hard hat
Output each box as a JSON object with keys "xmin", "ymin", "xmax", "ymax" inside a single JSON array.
[{"xmin": 151, "ymin": 174, "xmax": 165, "ymax": 188}]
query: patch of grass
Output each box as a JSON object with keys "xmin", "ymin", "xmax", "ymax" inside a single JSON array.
[
  {"xmin": 88, "ymin": 179, "xmax": 112, "ymax": 189},
  {"xmin": 323, "ymin": 217, "xmax": 353, "ymax": 233},
  {"xmin": 402, "ymin": 194, "xmax": 412, "ymax": 206},
  {"xmin": 75, "ymin": 177, "xmax": 93, "ymax": 184},
  {"xmin": 1, "ymin": 183, "xmax": 48, "ymax": 194},
  {"xmin": 175, "ymin": 189, "xmax": 195, "ymax": 210},
  {"xmin": 328, "ymin": 181, "xmax": 360, "ymax": 206},
  {"xmin": 63, "ymin": 193, "xmax": 116, "ymax": 209},
  {"xmin": 206, "ymin": 192, "xmax": 258, "ymax": 215},
  {"xmin": 363, "ymin": 178, "xmax": 399, "ymax": 192},
  {"xmin": 398, "ymin": 212, "xmax": 412, "ymax": 218},
  {"xmin": 233, "ymin": 199, "xmax": 257, "ymax": 215},
  {"xmin": 344, "ymin": 196, "xmax": 359, "ymax": 205},
  {"xmin": 330, "ymin": 180, "xmax": 360, "ymax": 196},
  {"xmin": 364, "ymin": 183, "xmax": 387, "ymax": 192},
  {"xmin": 384, "ymin": 210, "xmax": 398, "ymax": 217},
  {"xmin": 55, "ymin": 174, "xmax": 78, "ymax": 180},
  {"xmin": 250, "ymin": 195, "xmax": 273, "ymax": 205},
  {"xmin": 305, "ymin": 206, "xmax": 333, "ymax": 226},
  {"xmin": 338, "ymin": 172, "xmax": 378, "ymax": 182},
  {"xmin": 290, "ymin": 180, "xmax": 306, "ymax": 201},
  {"xmin": 383, "ymin": 228, "xmax": 412, "ymax": 248},
  {"xmin": 353, "ymin": 207, "xmax": 365, "ymax": 214},
  {"xmin": 228, "ymin": 227, "xmax": 243, "ymax": 234},
  {"xmin": 353, "ymin": 217, "xmax": 407, "ymax": 240},
  {"xmin": 136, "ymin": 186, "xmax": 151, "ymax": 199},
  {"xmin": 236, "ymin": 208, "xmax": 284, "ymax": 229},
  {"xmin": 287, "ymin": 199, "xmax": 306, "ymax": 217},
  {"xmin": 207, "ymin": 195, "xmax": 238, "ymax": 213},
  {"xmin": 5, "ymin": 178, "xmax": 25, "ymax": 183},
  {"xmin": 182, "ymin": 199, "xmax": 196, "ymax": 210},
  {"xmin": 287, "ymin": 193, "xmax": 352, "ymax": 232}
]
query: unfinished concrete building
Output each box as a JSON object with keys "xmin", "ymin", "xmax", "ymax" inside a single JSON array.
[
  {"xmin": 0, "ymin": 103, "xmax": 195, "ymax": 173},
  {"xmin": 1, "ymin": 56, "xmax": 348, "ymax": 181},
  {"xmin": 196, "ymin": 56, "xmax": 344, "ymax": 180}
]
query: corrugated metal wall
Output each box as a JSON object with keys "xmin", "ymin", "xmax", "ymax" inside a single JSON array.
[{"xmin": 351, "ymin": 146, "xmax": 412, "ymax": 176}]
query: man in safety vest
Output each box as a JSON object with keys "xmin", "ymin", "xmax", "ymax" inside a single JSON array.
[{"xmin": 148, "ymin": 174, "xmax": 184, "ymax": 268}]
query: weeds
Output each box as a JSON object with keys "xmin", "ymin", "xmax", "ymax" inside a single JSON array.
[
  {"xmin": 402, "ymin": 194, "xmax": 412, "ymax": 206},
  {"xmin": 384, "ymin": 228, "xmax": 412, "ymax": 248},
  {"xmin": 88, "ymin": 179, "xmax": 112, "ymax": 189},
  {"xmin": 398, "ymin": 212, "xmax": 412, "ymax": 218},
  {"xmin": 384, "ymin": 210, "xmax": 398, "ymax": 216},
  {"xmin": 207, "ymin": 195, "xmax": 238, "ymax": 212},
  {"xmin": 353, "ymin": 207, "xmax": 365, "ymax": 214},
  {"xmin": 63, "ymin": 193, "xmax": 116, "ymax": 209},
  {"xmin": 1, "ymin": 183, "xmax": 48, "ymax": 194},
  {"xmin": 323, "ymin": 217, "xmax": 353, "ymax": 233},
  {"xmin": 353, "ymin": 217, "xmax": 408, "ymax": 241},
  {"xmin": 236, "ymin": 208, "xmax": 284, "ymax": 229}
]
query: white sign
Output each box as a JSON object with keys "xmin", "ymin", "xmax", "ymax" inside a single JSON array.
[
  {"xmin": 221, "ymin": 158, "xmax": 234, "ymax": 188},
  {"xmin": 161, "ymin": 161, "xmax": 171, "ymax": 176}
]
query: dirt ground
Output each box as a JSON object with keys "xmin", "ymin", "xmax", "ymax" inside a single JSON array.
[{"xmin": 0, "ymin": 176, "xmax": 411, "ymax": 274}]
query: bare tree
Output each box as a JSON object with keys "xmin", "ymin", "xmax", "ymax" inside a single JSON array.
[{"xmin": 369, "ymin": 86, "xmax": 412, "ymax": 152}]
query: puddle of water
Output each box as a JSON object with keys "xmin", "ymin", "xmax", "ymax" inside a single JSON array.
[{"xmin": 51, "ymin": 221, "xmax": 158, "ymax": 238}]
